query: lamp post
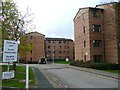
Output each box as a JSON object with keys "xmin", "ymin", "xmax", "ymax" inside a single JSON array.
[
  {"xmin": 85, "ymin": 52, "xmax": 88, "ymax": 62},
  {"xmin": 52, "ymin": 41, "xmax": 55, "ymax": 64},
  {"xmin": 82, "ymin": 48, "xmax": 83, "ymax": 61}
]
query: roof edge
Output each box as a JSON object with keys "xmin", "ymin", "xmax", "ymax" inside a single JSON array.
[
  {"xmin": 26, "ymin": 31, "xmax": 45, "ymax": 36},
  {"xmin": 96, "ymin": 2, "xmax": 118, "ymax": 7}
]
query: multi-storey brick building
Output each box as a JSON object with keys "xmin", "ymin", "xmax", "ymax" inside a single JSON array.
[
  {"xmin": 45, "ymin": 38, "xmax": 74, "ymax": 61},
  {"xmin": 74, "ymin": 2, "xmax": 120, "ymax": 64},
  {"xmin": 19, "ymin": 32, "xmax": 45, "ymax": 63},
  {"xmin": 19, "ymin": 32, "xmax": 74, "ymax": 63}
]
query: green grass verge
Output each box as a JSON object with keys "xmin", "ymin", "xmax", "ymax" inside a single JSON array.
[
  {"xmin": 1, "ymin": 65, "xmax": 35, "ymax": 88},
  {"xmin": 103, "ymin": 70, "xmax": 120, "ymax": 74},
  {"xmin": 55, "ymin": 61, "xmax": 70, "ymax": 64}
]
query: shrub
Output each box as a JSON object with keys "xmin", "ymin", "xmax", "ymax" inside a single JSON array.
[{"xmin": 70, "ymin": 61, "xmax": 120, "ymax": 70}]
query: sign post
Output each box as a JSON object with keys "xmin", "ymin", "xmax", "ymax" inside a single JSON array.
[
  {"xmin": 26, "ymin": 64, "xmax": 29, "ymax": 89},
  {"xmin": 2, "ymin": 40, "xmax": 18, "ymax": 79}
]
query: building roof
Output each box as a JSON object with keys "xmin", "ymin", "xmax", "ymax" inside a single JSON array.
[
  {"xmin": 96, "ymin": 2, "xmax": 118, "ymax": 7},
  {"xmin": 73, "ymin": 7, "xmax": 103, "ymax": 20},
  {"xmin": 26, "ymin": 31, "xmax": 45, "ymax": 36},
  {"xmin": 45, "ymin": 37, "xmax": 73, "ymax": 41}
]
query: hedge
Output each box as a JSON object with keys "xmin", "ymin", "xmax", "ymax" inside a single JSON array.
[{"xmin": 70, "ymin": 61, "xmax": 120, "ymax": 70}]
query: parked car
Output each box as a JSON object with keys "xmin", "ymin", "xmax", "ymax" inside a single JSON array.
[{"xmin": 39, "ymin": 58, "xmax": 46, "ymax": 64}]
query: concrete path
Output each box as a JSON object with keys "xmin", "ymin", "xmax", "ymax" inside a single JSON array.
[
  {"xmin": 32, "ymin": 67, "xmax": 54, "ymax": 88},
  {"xmin": 67, "ymin": 65, "xmax": 119, "ymax": 80}
]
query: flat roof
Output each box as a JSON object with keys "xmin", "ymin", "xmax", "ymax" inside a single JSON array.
[{"xmin": 45, "ymin": 37, "xmax": 73, "ymax": 41}]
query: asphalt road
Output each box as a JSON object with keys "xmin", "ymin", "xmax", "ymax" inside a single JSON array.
[{"xmin": 30, "ymin": 64, "xmax": 118, "ymax": 88}]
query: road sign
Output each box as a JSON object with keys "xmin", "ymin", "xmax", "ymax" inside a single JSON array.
[
  {"xmin": 3, "ymin": 40, "xmax": 18, "ymax": 62},
  {"xmin": 3, "ymin": 53, "xmax": 17, "ymax": 62},
  {"xmin": 3, "ymin": 40, "xmax": 18, "ymax": 53},
  {"xmin": 2, "ymin": 71, "xmax": 15, "ymax": 79}
]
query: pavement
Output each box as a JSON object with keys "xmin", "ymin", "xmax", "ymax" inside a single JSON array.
[
  {"xmin": 66, "ymin": 65, "xmax": 119, "ymax": 80},
  {"xmin": 31, "ymin": 66, "xmax": 54, "ymax": 88}
]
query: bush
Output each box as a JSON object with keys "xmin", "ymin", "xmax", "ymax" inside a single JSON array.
[{"xmin": 70, "ymin": 61, "xmax": 120, "ymax": 70}]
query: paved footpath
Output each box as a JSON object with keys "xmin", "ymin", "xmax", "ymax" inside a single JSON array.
[
  {"xmin": 67, "ymin": 65, "xmax": 119, "ymax": 80},
  {"xmin": 32, "ymin": 67, "xmax": 54, "ymax": 88}
]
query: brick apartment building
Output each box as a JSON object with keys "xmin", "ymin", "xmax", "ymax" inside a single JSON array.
[
  {"xmin": 19, "ymin": 32, "xmax": 45, "ymax": 63},
  {"xmin": 74, "ymin": 2, "xmax": 120, "ymax": 64},
  {"xmin": 19, "ymin": 32, "xmax": 74, "ymax": 63},
  {"xmin": 45, "ymin": 38, "xmax": 74, "ymax": 61}
]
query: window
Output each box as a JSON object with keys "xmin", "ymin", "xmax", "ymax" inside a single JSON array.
[
  {"xmin": 92, "ymin": 10, "xmax": 98, "ymax": 17},
  {"xmin": 53, "ymin": 41, "xmax": 55, "ymax": 44},
  {"xmin": 48, "ymin": 51, "xmax": 51, "ymax": 54},
  {"xmin": 93, "ymin": 40, "xmax": 102, "ymax": 47},
  {"xmin": 63, "ymin": 51, "xmax": 66, "ymax": 54},
  {"xmin": 48, "ymin": 45, "xmax": 51, "ymax": 49},
  {"xmin": 82, "ymin": 13, "xmax": 85, "ymax": 20},
  {"xmin": 30, "ymin": 36, "xmax": 32, "ymax": 40},
  {"xmin": 68, "ymin": 51, "xmax": 69, "ymax": 53},
  {"xmin": 84, "ymin": 40, "xmax": 86, "ymax": 47},
  {"xmin": 92, "ymin": 25, "xmax": 101, "ymax": 32},
  {"xmin": 64, "ymin": 46, "xmax": 66, "ymax": 49},
  {"xmin": 59, "ymin": 51, "xmax": 62, "ymax": 54},
  {"xmin": 68, "ymin": 46, "xmax": 69, "ymax": 49},
  {"xmin": 30, "ymin": 58, "xmax": 32, "ymax": 62},
  {"xmin": 59, "ymin": 46, "xmax": 62, "ymax": 49},
  {"xmin": 30, "ymin": 50, "xmax": 32, "ymax": 53},
  {"xmin": 59, "ymin": 41, "xmax": 62, "ymax": 44},
  {"xmin": 84, "ymin": 55, "xmax": 86, "ymax": 62},
  {"xmin": 63, "ymin": 41, "xmax": 66, "ymax": 44},
  {"xmin": 67, "ymin": 56, "xmax": 70, "ymax": 59},
  {"xmin": 54, "ymin": 51, "xmax": 56, "ymax": 54},
  {"xmin": 94, "ymin": 55, "xmax": 103, "ymax": 63},
  {"xmin": 48, "ymin": 40, "xmax": 51, "ymax": 43},
  {"xmin": 83, "ymin": 26, "xmax": 85, "ymax": 33}
]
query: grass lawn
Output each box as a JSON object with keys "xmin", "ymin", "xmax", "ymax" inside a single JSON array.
[
  {"xmin": 55, "ymin": 61, "xmax": 70, "ymax": 64},
  {"xmin": 2, "ymin": 65, "xmax": 35, "ymax": 88},
  {"xmin": 103, "ymin": 70, "xmax": 120, "ymax": 74}
]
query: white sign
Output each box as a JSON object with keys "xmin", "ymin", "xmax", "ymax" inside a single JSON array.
[
  {"xmin": 2, "ymin": 71, "xmax": 15, "ymax": 79},
  {"xmin": 3, "ymin": 53, "xmax": 17, "ymax": 62},
  {"xmin": 3, "ymin": 40, "xmax": 18, "ymax": 62},
  {"xmin": 66, "ymin": 58, "xmax": 69, "ymax": 62},
  {"xmin": 3, "ymin": 40, "xmax": 18, "ymax": 53}
]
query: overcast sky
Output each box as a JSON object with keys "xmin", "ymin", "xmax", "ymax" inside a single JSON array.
[{"xmin": 13, "ymin": 0, "xmax": 115, "ymax": 40}]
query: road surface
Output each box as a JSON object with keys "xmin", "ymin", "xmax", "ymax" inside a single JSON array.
[{"xmin": 30, "ymin": 64, "xmax": 118, "ymax": 88}]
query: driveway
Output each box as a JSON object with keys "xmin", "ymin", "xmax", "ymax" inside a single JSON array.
[{"xmin": 30, "ymin": 64, "xmax": 119, "ymax": 89}]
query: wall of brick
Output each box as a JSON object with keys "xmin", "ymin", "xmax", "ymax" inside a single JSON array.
[
  {"xmin": 45, "ymin": 38, "xmax": 74, "ymax": 61},
  {"xmin": 74, "ymin": 2, "xmax": 119, "ymax": 64}
]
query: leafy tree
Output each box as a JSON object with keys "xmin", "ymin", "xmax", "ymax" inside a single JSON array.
[
  {"xmin": 1, "ymin": 0, "xmax": 34, "ymax": 68},
  {"xmin": 1, "ymin": 1, "xmax": 21, "ymax": 41},
  {"xmin": 1, "ymin": 0, "xmax": 35, "ymax": 42}
]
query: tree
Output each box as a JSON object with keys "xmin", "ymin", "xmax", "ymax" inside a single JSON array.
[
  {"xmin": 18, "ymin": 35, "xmax": 33, "ymax": 63},
  {"xmin": 1, "ymin": 0, "xmax": 35, "ymax": 69},
  {"xmin": 1, "ymin": 0, "xmax": 34, "ymax": 42},
  {"xmin": 1, "ymin": 1, "xmax": 20, "ymax": 41}
]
